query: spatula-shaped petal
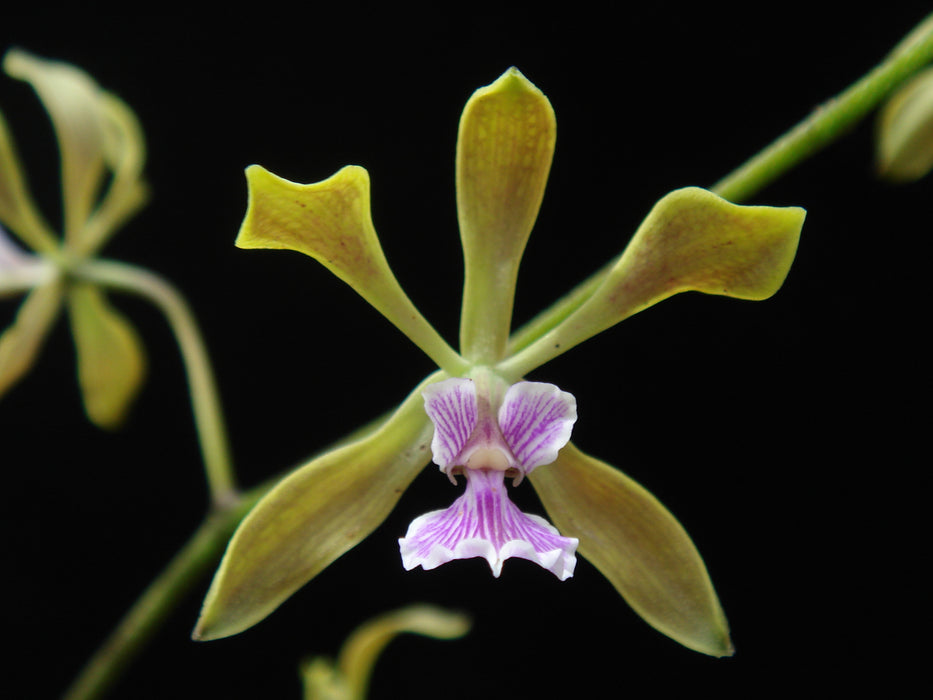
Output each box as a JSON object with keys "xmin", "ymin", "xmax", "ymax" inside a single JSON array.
[
  {"xmin": 501, "ymin": 187, "xmax": 804, "ymax": 377},
  {"xmin": 236, "ymin": 165, "xmax": 465, "ymax": 374}
]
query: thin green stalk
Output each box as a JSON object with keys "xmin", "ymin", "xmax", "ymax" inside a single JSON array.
[
  {"xmin": 712, "ymin": 13, "xmax": 933, "ymax": 202},
  {"xmin": 75, "ymin": 259, "xmax": 237, "ymax": 505}
]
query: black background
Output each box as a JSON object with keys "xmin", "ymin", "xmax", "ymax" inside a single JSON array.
[{"xmin": 3, "ymin": 5, "xmax": 928, "ymax": 699}]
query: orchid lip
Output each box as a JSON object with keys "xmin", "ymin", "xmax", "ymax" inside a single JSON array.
[{"xmin": 404, "ymin": 371, "xmax": 579, "ymax": 578}]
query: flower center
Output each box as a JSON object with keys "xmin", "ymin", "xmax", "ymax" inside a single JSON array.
[{"xmin": 465, "ymin": 447, "xmax": 512, "ymax": 472}]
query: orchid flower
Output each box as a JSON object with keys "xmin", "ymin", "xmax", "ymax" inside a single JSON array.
[
  {"xmin": 195, "ymin": 68, "xmax": 804, "ymax": 657},
  {"xmin": 0, "ymin": 49, "xmax": 148, "ymax": 428}
]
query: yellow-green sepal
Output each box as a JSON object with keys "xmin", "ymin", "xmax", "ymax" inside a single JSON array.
[
  {"xmin": 529, "ymin": 442, "xmax": 733, "ymax": 657},
  {"xmin": 67, "ymin": 283, "xmax": 146, "ymax": 429},
  {"xmin": 876, "ymin": 65, "xmax": 933, "ymax": 182},
  {"xmin": 236, "ymin": 165, "xmax": 466, "ymax": 374},
  {"xmin": 500, "ymin": 187, "xmax": 805, "ymax": 377},
  {"xmin": 192, "ymin": 372, "xmax": 444, "ymax": 641},
  {"xmin": 457, "ymin": 67, "xmax": 556, "ymax": 363},
  {"xmin": 0, "ymin": 278, "xmax": 63, "ymax": 398}
]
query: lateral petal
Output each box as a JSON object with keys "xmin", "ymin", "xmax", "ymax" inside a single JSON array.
[
  {"xmin": 422, "ymin": 377, "xmax": 477, "ymax": 469},
  {"xmin": 193, "ymin": 372, "xmax": 443, "ymax": 641},
  {"xmin": 457, "ymin": 68, "xmax": 556, "ymax": 363},
  {"xmin": 498, "ymin": 381, "xmax": 576, "ymax": 473},
  {"xmin": 529, "ymin": 441, "xmax": 733, "ymax": 657},
  {"xmin": 501, "ymin": 188, "xmax": 804, "ymax": 376},
  {"xmin": 236, "ymin": 165, "xmax": 465, "ymax": 374}
]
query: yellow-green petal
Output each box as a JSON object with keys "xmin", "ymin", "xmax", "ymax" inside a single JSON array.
[
  {"xmin": 529, "ymin": 442, "xmax": 733, "ymax": 657},
  {"xmin": 3, "ymin": 50, "xmax": 108, "ymax": 249},
  {"xmin": 0, "ymin": 278, "xmax": 63, "ymax": 399},
  {"xmin": 67, "ymin": 283, "xmax": 146, "ymax": 429},
  {"xmin": 0, "ymin": 107, "xmax": 58, "ymax": 254},
  {"xmin": 457, "ymin": 67, "xmax": 556, "ymax": 363},
  {"xmin": 76, "ymin": 90, "xmax": 149, "ymax": 256},
  {"xmin": 193, "ymin": 372, "xmax": 443, "ymax": 641},
  {"xmin": 236, "ymin": 165, "xmax": 467, "ymax": 375},
  {"xmin": 876, "ymin": 65, "xmax": 933, "ymax": 182},
  {"xmin": 500, "ymin": 187, "xmax": 805, "ymax": 378}
]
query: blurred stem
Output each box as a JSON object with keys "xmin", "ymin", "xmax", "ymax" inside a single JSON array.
[
  {"xmin": 75, "ymin": 259, "xmax": 237, "ymax": 505},
  {"xmin": 508, "ymin": 13, "xmax": 933, "ymax": 358}
]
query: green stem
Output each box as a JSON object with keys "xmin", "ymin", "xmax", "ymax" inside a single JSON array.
[
  {"xmin": 509, "ymin": 14, "xmax": 933, "ymax": 360},
  {"xmin": 75, "ymin": 259, "xmax": 237, "ymax": 505},
  {"xmin": 712, "ymin": 13, "xmax": 933, "ymax": 202}
]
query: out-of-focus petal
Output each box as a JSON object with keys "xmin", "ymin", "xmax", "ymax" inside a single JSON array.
[
  {"xmin": 457, "ymin": 67, "xmax": 556, "ymax": 363},
  {"xmin": 78, "ymin": 91, "xmax": 149, "ymax": 256},
  {"xmin": 529, "ymin": 442, "xmax": 733, "ymax": 657},
  {"xmin": 876, "ymin": 65, "xmax": 933, "ymax": 182},
  {"xmin": 3, "ymin": 50, "xmax": 107, "ymax": 248},
  {"xmin": 0, "ymin": 108, "xmax": 58, "ymax": 254},
  {"xmin": 0, "ymin": 278, "xmax": 63, "ymax": 399},
  {"xmin": 236, "ymin": 165, "xmax": 466, "ymax": 374},
  {"xmin": 193, "ymin": 372, "xmax": 443, "ymax": 642},
  {"xmin": 0, "ymin": 224, "xmax": 55, "ymax": 297},
  {"xmin": 498, "ymin": 381, "xmax": 576, "ymax": 473},
  {"xmin": 501, "ymin": 187, "xmax": 805, "ymax": 377},
  {"xmin": 400, "ymin": 468, "xmax": 577, "ymax": 579},
  {"xmin": 343, "ymin": 606, "xmax": 470, "ymax": 699},
  {"xmin": 301, "ymin": 605, "xmax": 470, "ymax": 700},
  {"xmin": 67, "ymin": 283, "xmax": 146, "ymax": 429}
]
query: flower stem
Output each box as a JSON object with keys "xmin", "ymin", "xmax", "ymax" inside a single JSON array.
[
  {"xmin": 712, "ymin": 13, "xmax": 933, "ymax": 202},
  {"xmin": 75, "ymin": 259, "xmax": 237, "ymax": 505},
  {"xmin": 508, "ymin": 13, "xmax": 933, "ymax": 359}
]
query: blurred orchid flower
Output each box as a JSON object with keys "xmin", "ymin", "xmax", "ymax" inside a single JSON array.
[
  {"xmin": 0, "ymin": 49, "xmax": 148, "ymax": 428},
  {"xmin": 876, "ymin": 65, "xmax": 933, "ymax": 182},
  {"xmin": 300, "ymin": 605, "xmax": 470, "ymax": 700},
  {"xmin": 195, "ymin": 68, "xmax": 805, "ymax": 656}
]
